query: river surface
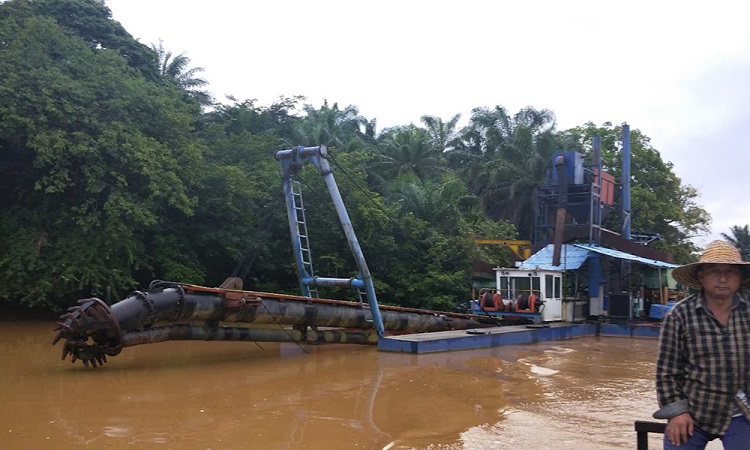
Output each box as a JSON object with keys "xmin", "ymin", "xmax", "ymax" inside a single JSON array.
[{"xmin": 0, "ymin": 321, "xmax": 719, "ymax": 449}]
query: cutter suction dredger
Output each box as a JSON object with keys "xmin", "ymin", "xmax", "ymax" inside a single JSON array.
[
  {"xmin": 52, "ymin": 281, "xmax": 498, "ymax": 367},
  {"xmin": 53, "ymin": 144, "xmax": 501, "ymax": 367}
]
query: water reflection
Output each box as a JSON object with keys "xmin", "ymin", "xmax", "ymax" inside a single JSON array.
[{"xmin": 1, "ymin": 322, "xmax": 681, "ymax": 449}]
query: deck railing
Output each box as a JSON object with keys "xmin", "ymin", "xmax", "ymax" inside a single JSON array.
[{"xmin": 634, "ymin": 420, "xmax": 665, "ymax": 449}]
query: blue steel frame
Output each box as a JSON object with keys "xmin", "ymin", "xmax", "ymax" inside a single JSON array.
[{"xmin": 274, "ymin": 145, "xmax": 385, "ymax": 336}]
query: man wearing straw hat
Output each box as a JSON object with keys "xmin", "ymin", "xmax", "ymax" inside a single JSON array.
[{"xmin": 654, "ymin": 240, "xmax": 750, "ymax": 449}]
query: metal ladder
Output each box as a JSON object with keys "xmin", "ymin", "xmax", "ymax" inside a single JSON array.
[
  {"xmin": 291, "ymin": 180, "xmax": 318, "ymax": 298},
  {"xmin": 357, "ymin": 286, "xmax": 373, "ymax": 323}
]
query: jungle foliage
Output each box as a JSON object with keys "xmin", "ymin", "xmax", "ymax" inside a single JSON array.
[{"xmin": 0, "ymin": 0, "xmax": 712, "ymax": 312}]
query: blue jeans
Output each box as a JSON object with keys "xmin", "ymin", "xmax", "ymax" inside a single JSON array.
[{"xmin": 663, "ymin": 416, "xmax": 750, "ymax": 449}]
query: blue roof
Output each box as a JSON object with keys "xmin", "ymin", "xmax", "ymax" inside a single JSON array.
[
  {"xmin": 519, "ymin": 243, "xmax": 678, "ymax": 271},
  {"xmin": 573, "ymin": 243, "xmax": 678, "ymax": 269},
  {"xmin": 519, "ymin": 244, "xmax": 590, "ymax": 271}
]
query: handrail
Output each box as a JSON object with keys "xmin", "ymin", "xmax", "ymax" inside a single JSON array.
[{"xmin": 634, "ymin": 420, "xmax": 665, "ymax": 450}]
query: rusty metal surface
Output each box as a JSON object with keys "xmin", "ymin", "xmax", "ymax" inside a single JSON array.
[
  {"xmin": 120, "ymin": 325, "xmax": 379, "ymax": 347},
  {"xmin": 52, "ymin": 298, "xmax": 122, "ymax": 367}
]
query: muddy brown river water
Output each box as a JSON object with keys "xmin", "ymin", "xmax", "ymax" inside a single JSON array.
[{"xmin": 0, "ymin": 321, "xmax": 719, "ymax": 449}]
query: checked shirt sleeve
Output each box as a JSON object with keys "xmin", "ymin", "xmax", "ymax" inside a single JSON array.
[{"xmin": 656, "ymin": 309, "xmax": 689, "ymax": 416}]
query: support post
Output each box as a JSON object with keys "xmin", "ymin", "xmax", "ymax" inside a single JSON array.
[
  {"xmin": 591, "ymin": 136, "xmax": 602, "ymax": 245},
  {"xmin": 622, "ymin": 124, "xmax": 631, "ymax": 240},
  {"xmin": 552, "ymin": 155, "xmax": 568, "ymax": 266},
  {"xmin": 621, "ymin": 124, "xmax": 632, "ymax": 294}
]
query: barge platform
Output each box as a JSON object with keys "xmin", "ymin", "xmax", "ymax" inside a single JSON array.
[{"xmin": 378, "ymin": 321, "xmax": 661, "ymax": 354}]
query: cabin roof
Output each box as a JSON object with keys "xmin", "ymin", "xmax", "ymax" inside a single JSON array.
[{"xmin": 519, "ymin": 243, "xmax": 678, "ymax": 271}]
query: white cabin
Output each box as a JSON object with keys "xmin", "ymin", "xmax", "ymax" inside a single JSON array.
[{"xmin": 494, "ymin": 267, "xmax": 564, "ymax": 322}]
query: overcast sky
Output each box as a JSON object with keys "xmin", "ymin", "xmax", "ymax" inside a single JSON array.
[{"xmin": 107, "ymin": 0, "xmax": 750, "ymax": 248}]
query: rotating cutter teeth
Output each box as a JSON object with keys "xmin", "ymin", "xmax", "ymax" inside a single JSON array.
[{"xmin": 52, "ymin": 298, "xmax": 122, "ymax": 367}]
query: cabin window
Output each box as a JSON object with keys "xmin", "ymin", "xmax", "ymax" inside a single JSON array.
[
  {"xmin": 500, "ymin": 274, "xmax": 546, "ymax": 299},
  {"xmin": 545, "ymin": 274, "xmax": 562, "ymax": 299},
  {"xmin": 499, "ymin": 277, "xmax": 510, "ymax": 298},
  {"xmin": 514, "ymin": 277, "xmax": 531, "ymax": 297},
  {"xmin": 545, "ymin": 275, "xmax": 553, "ymax": 299}
]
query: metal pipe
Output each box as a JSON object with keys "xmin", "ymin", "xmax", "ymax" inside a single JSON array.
[
  {"xmin": 622, "ymin": 124, "xmax": 631, "ymax": 240},
  {"xmin": 309, "ymin": 146, "xmax": 385, "ymax": 336},
  {"xmin": 621, "ymin": 125, "xmax": 632, "ymax": 293},
  {"xmin": 120, "ymin": 324, "xmax": 378, "ymax": 347},
  {"xmin": 275, "ymin": 146, "xmax": 322, "ymax": 160},
  {"xmin": 107, "ymin": 287, "xmax": 472, "ymax": 332},
  {"xmin": 591, "ymin": 136, "xmax": 602, "ymax": 244},
  {"xmin": 53, "ymin": 285, "xmax": 497, "ymax": 366},
  {"xmin": 302, "ymin": 276, "xmax": 364, "ymax": 288},
  {"xmin": 552, "ymin": 155, "xmax": 568, "ymax": 266}
]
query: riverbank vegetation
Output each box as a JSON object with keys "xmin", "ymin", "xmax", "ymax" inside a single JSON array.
[{"xmin": 0, "ymin": 0, "xmax": 712, "ymax": 312}]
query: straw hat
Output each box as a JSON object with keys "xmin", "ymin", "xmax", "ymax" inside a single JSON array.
[{"xmin": 672, "ymin": 240, "xmax": 750, "ymax": 290}]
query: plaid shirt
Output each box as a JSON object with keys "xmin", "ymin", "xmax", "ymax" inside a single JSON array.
[{"xmin": 656, "ymin": 290, "xmax": 750, "ymax": 435}]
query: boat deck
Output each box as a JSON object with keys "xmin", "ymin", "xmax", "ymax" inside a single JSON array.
[{"xmin": 378, "ymin": 321, "xmax": 661, "ymax": 353}]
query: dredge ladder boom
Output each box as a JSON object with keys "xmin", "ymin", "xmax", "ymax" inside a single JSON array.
[{"xmin": 274, "ymin": 145, "xmax": 384, "ymax": 336}]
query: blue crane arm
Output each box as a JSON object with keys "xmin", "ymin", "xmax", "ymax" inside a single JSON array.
[{"xmin": 275, "ymin": 146, "xmax": 385, "ymax": 336}]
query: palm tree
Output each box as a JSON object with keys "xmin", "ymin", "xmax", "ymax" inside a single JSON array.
[
  {"xmin": 722, "ymin": 225, "xmax": 750, "ymax": 261},
  {"xmin": 373, "ymin": 125, "xmax": 444, "ymax": 183},
  {"xmin": 151, "ymin": 40, "xmax": 213, "ymax": 106},
  {"xmin": 456, "ymin": 106, "xmax": 557, "ymax": 239},
  {"xmin": 391, "ymin": 176, "xmax": 475, "ymax": 233},
  {"xmin": 420, "ymin": 114, "xmax": 462, "ymax": 153},
  {"xmin": 459, "ymin": 106, "xmax": 514, "ymax": 157},
  {"xmin": 292, "ymin": 101, "xmax": 368, "ymax": 150}
]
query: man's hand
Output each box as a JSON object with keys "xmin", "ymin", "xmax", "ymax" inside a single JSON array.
[{"xmin": 666, "ymin": 412, "xmax": 694, "ymax": 446}]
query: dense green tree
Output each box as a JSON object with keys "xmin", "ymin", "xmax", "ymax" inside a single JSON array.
[
  {"xmin": 0, "ymin": 4, "xmax": 202, "ymax": 308},
  {"xmin": 169, "ymin": 132, "xmax": 290, "ymax": 291},
  {"xmin": 722, "ymin": 225, "xmax": 750, "ymax": 261},
  {"xmin": 0, "ymin": 0, "xmax": 159, "ymax": 80},
  {"xmin": 374, "ymin": 182, "xmax": 516, "ymax": 311},
  {"xmin": 201, "ymin": 96, "xmax": 303, "ymax": 140}
]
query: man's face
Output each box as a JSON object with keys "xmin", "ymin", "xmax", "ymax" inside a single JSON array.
[{"xmin": 699, "ymin": 263, "xmax": 742, "ymax": 300}]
